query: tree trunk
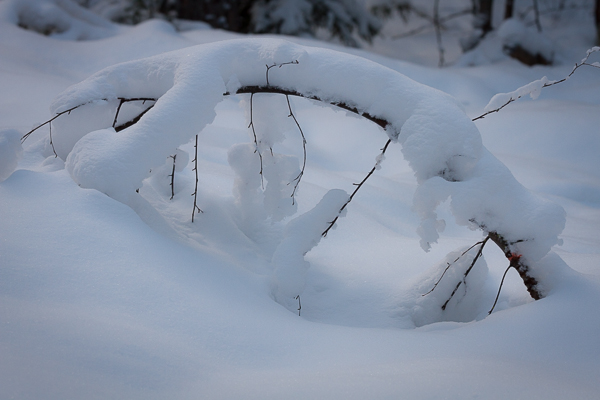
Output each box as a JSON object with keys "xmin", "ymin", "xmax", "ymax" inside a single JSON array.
[
  {"xmin": 596, "ymin": 0, "xmax": 600, "ymax": 45},
  {"xmin": 504, "ymin": 0, "xmax": 514, "ymax": 20},
  {"xmin": 476, "ymin": 0, "xmax": 493, "ymax": 36}
]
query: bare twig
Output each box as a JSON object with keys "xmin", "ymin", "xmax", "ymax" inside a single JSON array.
[
  {"xmin": 473, "ymin": 48, "xmax": 600, "ymax": 121},
  {"xmin": 48, "ymin": 121, "xmax": 57, "ymax": 158},
  {"xmin": 169, "ymin": 154, "xmax": 176, "ymax": 200},
  {"xmin": 322, "ymin": 139, "xmax": 392, "ymax": 237},
  {"xmin": 247, "ymin": 92, "xmax": 264, "ymax": 189},
  {"xmin": 265, "ymin": 60, "xmax": 299, "ymax": 86},
  {"xmin": 21, "ymin": 97, "xmax": 157, "ymax": 144},
  {"xmin": 423, "ymin": 238, "xmax": 488, "ymax": 296},
  {"xmin": 285, "ymin": 94, "xmax": 307, "ymax": 205},
  {"xmin": 441, "ymin": 236, "xmax": 490, "ymax": 311},
  {"xmin": 488, "ymin": 265, "xmax": 512, "ymax": 315},
  {"xmin": 295, "ymin": 295, "xmax": 301, "ymax": 316},
  {"xmin": 191, "ymin": 135, "xmax": 203, "ymax": 222}
]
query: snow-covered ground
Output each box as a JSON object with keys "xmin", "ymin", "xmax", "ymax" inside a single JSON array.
[{"xmin": 1, "ymin": 1, "xmax": 599, "ymax": 399}]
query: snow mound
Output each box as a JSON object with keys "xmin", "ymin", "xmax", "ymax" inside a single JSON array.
[
  {"xmin": 0, "ymin": 129, "xmax": 23, "ymax": 182},
  {"xmin": 0, "ymin": 0, "xmax": 120, "ymax": 40},
  {"xmin": 399, "ymin": 246, "xmax": 489, "ymax": 327}
]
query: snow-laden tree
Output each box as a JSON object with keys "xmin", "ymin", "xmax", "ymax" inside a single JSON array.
[
  {"xmin": 251, "ymin": 0, "xmax": 380, "ymax": 47},
  {"xmin": 81, "ymin": 0, "xmax": 380, "ymax": 47},
  {"xmin": 23, "ymin": 38, "xmax": 569, "ymax": 324}
]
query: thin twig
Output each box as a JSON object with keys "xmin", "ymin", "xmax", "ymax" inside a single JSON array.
[
  {"xmin": 488, "ymin": 265, "xmax": 512, "ymax": 315},
  {"xmin": 191, "ymin": 135, "xmax": 203, "ymax": 222},
  {"xmin": 247, "ymin": 92, "xmax": 264, "ymax": 189},
  {"xmin": 423, "ymin": 238, "xmax": 487, "ymax": 296},
  {"xmin": 472, "ymin": 48, "xmax": 600, "ymax": 121},
  {"xmin": 285, "ymin": 94, "xmax": 307, "ymax": 205},
  {"xmin": 169, "ymin": 154, "xmax": 176, "ymax": 200},
  {"xmin": 295, "ymin": 295, "xmax": 301, "ymax": 316},
  {"xmin": 48, "ymin": 121, "xmax": 57, "ymax": 158},
  {"xmin": 265, "ymin": 60, "xmax": 299, "ymax": 86},
  {"xmin": 441, "ymin": 236, "xmax": 490, "ymax": 310},
  {"xmin": 21, "ymin": 97, "xmax": 157, "ymax": 143},
  {"xmin": 322, "ymin": 139, "xmax": 392, "ymax": 237}
]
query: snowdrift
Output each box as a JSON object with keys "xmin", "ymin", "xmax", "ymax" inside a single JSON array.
[{"xmin": 31, "ymin": 38, "xmax": 568, "ymax": 321}]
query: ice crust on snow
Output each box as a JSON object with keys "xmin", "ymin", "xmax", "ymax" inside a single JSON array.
[{"xmin": 50, "ymin": 38, "xmax": 566, "ymax": 302}]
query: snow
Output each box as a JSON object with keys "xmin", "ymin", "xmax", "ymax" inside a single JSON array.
[
  {"xmin": 0, "ymin": 129, "xmax": 23, "ymax": 182},
  {"xmin": 1, "ymin": 2, "xmax": 600, "ymax": 398}
]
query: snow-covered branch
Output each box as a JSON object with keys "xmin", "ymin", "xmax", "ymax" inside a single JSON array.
[{"xmin": 473, "ymin": 47, "xmax": 600, "ymax": 121}]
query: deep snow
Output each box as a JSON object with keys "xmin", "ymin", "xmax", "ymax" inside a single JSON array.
[{"xmin": 1, "ymin": 1, "xmax": 599, "ymax": 399}]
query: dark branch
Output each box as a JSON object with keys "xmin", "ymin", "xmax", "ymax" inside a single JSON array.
[
  {"xmin": 441, "ymin": 236, "xmax": 489, "ymax": 311},
  {"xmin": 285, "ymin": 94, "xmax": 307, "ymax": 205},
  {"xmin": 423, "ymin": 238, "xmax": 488, "ymax": 296},
  {"xmin": 473, "ymin": 48, "xmax": 600, "ymax": 121},
  {"xmin": 487, "ymin": 231, "xmax": 542, "ymax": 300},
  {"xmin": 488, "ymin": 265, "xmax": 512, "ymax": 315},
  {"xmin": 322, "ymin": 139, "xmax": 392, "ymax": 237},
  {"xmin": 169, "ymin": 154, "xmax": 176, "ymax": 200},
  {"xmin": 191, "ymin": 135, "xmax": 203, "ymax": 222},
  {"xmin": 247, "ymin": 92, "xmax": 264, "ymax": 188},
  {"xmin": 230, "ymin": 86, "xmax": 389, "ymax": 130}
]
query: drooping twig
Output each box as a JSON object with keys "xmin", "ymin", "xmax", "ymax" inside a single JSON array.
[
  {"xmin": 247, "ymin": 92, "xmax": 264, "ymax": 189},
  {"xmin": 322, "ymin": 139, "xmax": 392, "ymax": 237},
  {"xmin": 265, "ymin": 60, "xmax": 299, "ymax": 86},
  {"xmin": 295, "ymin": 295, "xmax": 301, "ymax": 316},
  {"xmin": 472, "ymin": 47, "xmax": 600, "ymax": 121},
  {"xmin": 441, "ymin": 235, "xmax": 490, "ymax": 311},
  {"xmin": 168, "ymin": 154, "xmax": 177, "ymax": 200},
  {"xmin": 422, "ymin": 238, "xmax": 488, "ymax": 296},
  {"xmin": 191, "ymin": 135, "xmax": 203, "ymax": 222},
  {"xmin": 285, "ymin": 94, "xmax": 307, "ymax": 205},
  {"xmin": 48, "ymin": 120, "xmax": 57, "ymax": 158},
  {"xmin": 488, "ymin": 265, "xmax": 512, "ymax": 315}
]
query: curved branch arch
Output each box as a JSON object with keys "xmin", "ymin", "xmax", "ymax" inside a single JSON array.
[{"xmin": 40, "ymin": 39, "xmax": 565, "ymax": 308}]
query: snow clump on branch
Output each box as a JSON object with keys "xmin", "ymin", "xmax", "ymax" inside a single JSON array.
[{"xmin": 48, "ymin": 38, "xmax": 566, "ymax": 305}]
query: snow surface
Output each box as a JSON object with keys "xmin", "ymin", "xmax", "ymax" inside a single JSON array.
[{"xmin": 1, "ymin": 2, "xmax": 600, "ymax": 399}]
